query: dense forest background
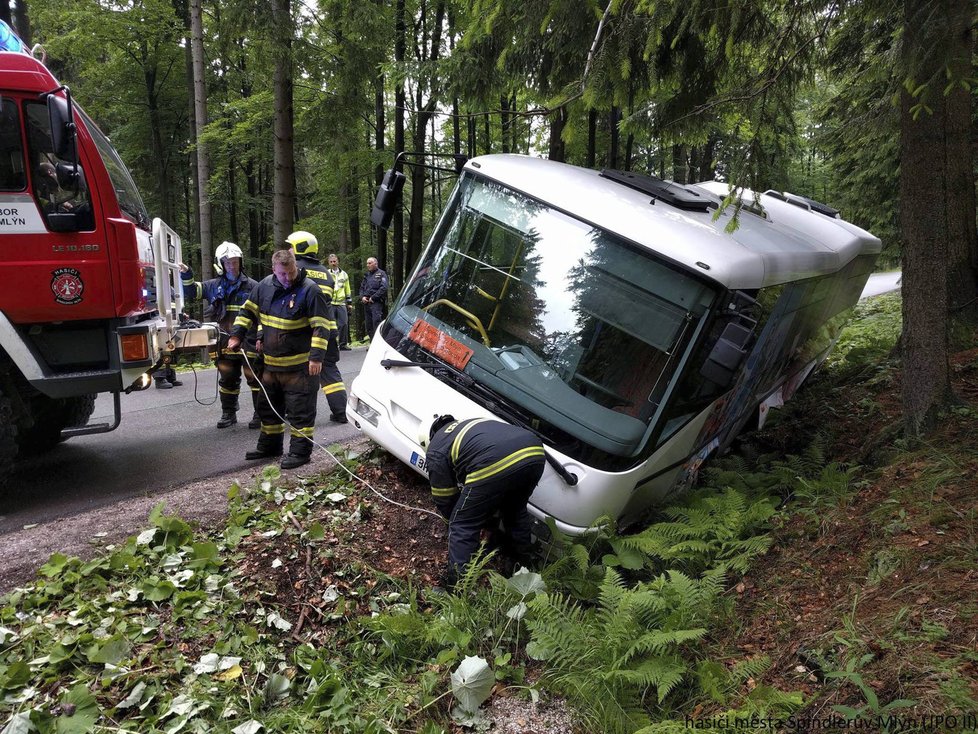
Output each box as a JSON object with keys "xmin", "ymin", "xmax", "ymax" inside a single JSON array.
[{"xmin": 2, "ymin": 0, "xmax": 976, "ymax": 434}]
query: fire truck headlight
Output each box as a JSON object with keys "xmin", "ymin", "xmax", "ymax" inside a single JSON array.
[{"xmin": 351, "ymin": 394, "xmax": 380, "ymax": 427}]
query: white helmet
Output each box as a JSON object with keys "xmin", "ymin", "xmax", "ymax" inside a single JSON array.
[
  {"xmin": 214, "ymin": 241, "xmax": 243, "ymax": 275},
  {"xmin": 286, "ymin": 230, "xmax": 318, "ymax": 256},
  {"xmin": 418, "ymin": 414, "xmax": 454, "ymax": 449}
]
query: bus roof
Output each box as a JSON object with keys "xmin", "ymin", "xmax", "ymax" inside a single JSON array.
[{"xmin": 464, "ymin": 155, "xmax": 882, "ymax": 290}]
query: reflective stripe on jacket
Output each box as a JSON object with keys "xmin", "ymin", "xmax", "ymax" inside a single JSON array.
[
  {"xmin": 231, "ymin": 271, "xmax": 332, "ymax": 371},
  {"xmin": 424, "ymin": 418, "xmax": 545, "ymax": 508}
]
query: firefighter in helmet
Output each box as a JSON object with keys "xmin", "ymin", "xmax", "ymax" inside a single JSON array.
[
  {"xmin": 180, "ymin": 241, "xmax": 262, "ymax": 429},
  {"xmin": 418, "ymin": 414, "xmax": 546, "ymax": 588},
  {"xmin": 286, "ymin": 230, "xmax": 348, "ymax": 423},
  {"xmin": 227, "ymin": 248, "xmax": 331, "ymax": 470}
]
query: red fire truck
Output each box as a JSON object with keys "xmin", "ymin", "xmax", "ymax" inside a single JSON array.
[{"xmin": 0, "ymin": 25, "xmax": 214, "ymax": 485}]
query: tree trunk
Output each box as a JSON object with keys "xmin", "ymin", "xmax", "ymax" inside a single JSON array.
[
  {"xmin": 189, "ymin": 0, "xmax": 213, "ymax": 274},
  {"xmin": 501, "ymin": 95, "xmax": 511, "ymax": 154},
  {"xmin": 899, "ymin": 0, "xmax": 954, "ymax": 436},
  {"xmin": 392, "ymin": 0, "xmax": 406, "ymax": 294},
  {"xmin": 271, "ymin": 0, "xmax": 295, "ymax": 250},
  {"xmin": 143, "ymin": 59, "xmax": 172, "ymax": 222},
  {"xmin": 586, "ymin": 108, "xmax": 597, "ymax": 168},
  {"xmin": 671, "ymin": 144, "xmax": 687, "ymax": 184},
  {"xmin": 12, "ymin": 0, "xmax": 29, "ymax": 46},
  {"xmin": 0, "ymin": 4, "xmax": 11, "ymax": 25},
  {"xmin": 375, "ymin": 74, "xmax": 388, "ymax": 273},
  {"xmin": 943, "ymin": 2, "xmax": 978, "ymax": 317},
  {"xmin": 608, "ymin": 107, "xmax": 620, "ymax": 169},
  {"xmin": 548, "ymin": 108, "xmax": 567, "ymax": 162},
  {"xmin": 228, "ymin": 165, "xmax": 239, "ymax": 244},
  {"xmin": 245, "ymin": 159, "xmax": 260, "ymax": 264}
]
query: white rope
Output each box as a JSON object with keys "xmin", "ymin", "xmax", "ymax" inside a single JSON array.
[{"xmin": 238, "ymin": 345, "xmax": 446, "ymax": 523}]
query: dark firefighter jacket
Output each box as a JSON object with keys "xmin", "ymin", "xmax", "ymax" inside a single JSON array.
[
  {"xmin": 181, "ymin": 269, "xmax": 258, "ymax": 333},
  {"xmin": 231, "ymin": 270, "xmax": 331, "ymax": 371},
  {"xmin": 295, "ymin": 254, "xmax": 336, "ymax": 308},
  {"xmin": 359, "ymin": 267, "xmax": 389, "ymax": 303},
  {"xmin": 424, "ymin": 418, "xmax": 546, "ymax": 514}
]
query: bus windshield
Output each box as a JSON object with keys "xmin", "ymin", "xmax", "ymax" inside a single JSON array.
[{"xmin": 385, "ymin": 173, "xmax": 718, "ymax": 459}]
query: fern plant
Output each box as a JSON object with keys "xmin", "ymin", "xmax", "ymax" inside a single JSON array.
[
  {"xmin": 615, "ymin": 487, "xmax": 777, "ymax": 577},
  {"xmin": 524, "ymin": 567, "xmax": 722, "ymax": 734}
]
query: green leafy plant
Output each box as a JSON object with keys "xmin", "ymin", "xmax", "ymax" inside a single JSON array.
[{"xmin": 524, "ymin": 567, "xmax": 723, "ymax": 733}]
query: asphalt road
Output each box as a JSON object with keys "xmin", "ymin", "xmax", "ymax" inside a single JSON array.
[{"xmin": 0, "ymin": 348, "xmax": 368, "ymax": 534}]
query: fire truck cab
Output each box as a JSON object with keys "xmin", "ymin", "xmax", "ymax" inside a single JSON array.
[{"xmin": 0, "ymin": 25, "xmax": 214, "ymax": 484}]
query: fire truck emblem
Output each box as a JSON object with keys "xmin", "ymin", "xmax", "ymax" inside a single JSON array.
[{"xmin": 51, "ymin": 267, "xmax": 84, "ymax": 305}]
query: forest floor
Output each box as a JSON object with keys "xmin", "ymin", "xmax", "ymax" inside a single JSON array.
[{"xmin": 702, "ymin": 340, "xmax": 978, "ymax": 725}]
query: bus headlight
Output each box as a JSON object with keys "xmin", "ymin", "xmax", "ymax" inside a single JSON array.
[{"xmin": 351, "ymin": 395, "xmax": 380, "ymax": 427}]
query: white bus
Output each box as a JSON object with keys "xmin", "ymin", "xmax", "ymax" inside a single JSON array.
[{"xmin": 348, "ymin": 155, "xmax": 881, "ymax": 535}]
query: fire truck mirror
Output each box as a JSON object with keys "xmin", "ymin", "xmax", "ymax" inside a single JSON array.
[{"xmin": 46, "ymin": 94, "xmax": 78, "ymax": 164}]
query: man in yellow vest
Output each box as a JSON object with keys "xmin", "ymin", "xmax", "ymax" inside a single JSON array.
[{"xmin": 327, "ymin": 253, "xmax": 353, "ymax": 350}]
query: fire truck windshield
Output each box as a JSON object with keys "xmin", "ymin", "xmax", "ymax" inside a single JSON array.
[
  {"xmin": 75, "ymin": 107, "xmax": 150, "ymax": 229},
  {"xmin": 383, "ymin": 173, "xmax": 718, "ymax": 459}
]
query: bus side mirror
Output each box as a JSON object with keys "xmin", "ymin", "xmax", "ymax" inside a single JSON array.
[
  {"xmin": 47, "ymin": 94, "xmax": 78, "ymax": 164},
  {"xmin": 700, "ymin": 321, "xmax": 753, "ymax": 389},
  {"xmin": 370, "ymin": 168, "xmax": 406, "ymax": 230}
]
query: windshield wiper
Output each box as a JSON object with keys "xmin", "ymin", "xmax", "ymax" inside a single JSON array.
[
  {"xmin": 380, "ymin": 359, "xmax": 474, "ymax": 387},
  {"xmin": 381, "ymin": 358, "xmax": 579, "ymax": 486}
]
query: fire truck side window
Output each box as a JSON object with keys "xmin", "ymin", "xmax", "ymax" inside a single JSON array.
[
  {"xmin": 24, "ymin": 102, "xmax": 94, "ymax": 230},
  {"xmin": 0, "ymin": 97, "xmax": 26, "ymax": 191}
]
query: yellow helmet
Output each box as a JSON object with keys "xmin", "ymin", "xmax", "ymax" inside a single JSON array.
[{"xmin": 286, "ymin": 230, "xmax": 318, "ymax": 256}]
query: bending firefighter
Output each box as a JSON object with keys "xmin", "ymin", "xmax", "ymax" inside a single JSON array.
[
  {"xmin": 228, "ymin": 249, "xmax": 333, "ymax": 470},
  {"xmin": 287, "ymin": 231, "xmax": 348, "ymax": 423},
  {"xmin": 418, "ymin": 415, "xmax": 546, "ymax": 588},
  {"xmin": 180, "ymin": 242, "xmax": 261, "ymax": 428}
]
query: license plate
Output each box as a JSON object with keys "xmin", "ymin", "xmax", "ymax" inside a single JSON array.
[{"xmin": 410, "ymin": 451, "xmax": 427, "ymax": 472}]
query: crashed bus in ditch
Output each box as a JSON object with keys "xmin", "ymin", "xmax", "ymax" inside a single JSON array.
[{"xmin": 348, "ymin": 154, "xmax": 881, "ymax": 535}]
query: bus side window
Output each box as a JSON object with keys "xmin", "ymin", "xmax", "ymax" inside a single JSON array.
[{"xmin": 0, "ymin": 97, "xmax": 26, "ymax": 191}]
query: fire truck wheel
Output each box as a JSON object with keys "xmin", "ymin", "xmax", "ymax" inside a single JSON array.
[
  {"xmin": 17, "ymin": 394, "xmax": 94, "ymax": 455},
  {"xmin": 60, "ymin": 394, "xmax": 97, "ymax": 429},
  {"xmin": 0, "ymin": 393, "xmax": 17, "ymax": 489}
]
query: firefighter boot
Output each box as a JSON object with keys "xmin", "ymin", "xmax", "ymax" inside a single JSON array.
[
  {"xmin": 217, "ymin": 393, "xmax": 238, "ymax": 428},
  {"xmin": 280, "ymin": 453, "xmax": 310, "ymax": 470},
  {"xmin": 248, "ymin": 413, "xmax": 261, "ymax": 429}
]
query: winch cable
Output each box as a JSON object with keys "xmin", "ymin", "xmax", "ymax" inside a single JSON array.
[{"xmin": 235, "ymin": 344, "xmax": 446, "ymax": 523}]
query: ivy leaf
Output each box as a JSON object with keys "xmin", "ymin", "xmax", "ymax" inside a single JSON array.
[
  {"xmin": 1, "ymin": 661, "xmax": 31, "ymax": 691},
  {"xmin": 116, "ymin": 682, "xmax": 147, "ymax": 710},
  {"xmin": 2, "ymin": 712, "xmax": 32, "ymax": 734},
  {"xmin": 56, "ymin": 684, "xmax": 99, "ymax": 734},
  {"xmin": 450, "ymin": 656, "xmax": 494, "ymax": 713},
  {"xmin": 263, "ymin": 673, "xmax": 291, "ymax": 704},
  {"xmin": 85, "ymin": 635, "xmax": 130, "ymax": 665},
  {"xmin": 231, "ymin": 721, "xmax": 263, "ymax": 734},
  {"xmin": 505, "ymin": 568, "xmax": 546, "ymax": 598},
  {"xmin": 524, "ymin": 641, "xmax": 553, "ymax": 661},
  {"xmin": 306, "ymin": 523, "xmax": 325, "ymax": 541}
]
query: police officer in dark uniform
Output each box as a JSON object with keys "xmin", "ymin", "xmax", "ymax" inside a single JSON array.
[
  {"xmin": 418, "ymin": 415, "xmax": 546, "ymax": 587},
  {"xmin": 359, "ymin": 256, "xmax": 388, "ymax": 340},
  {"xmin": 228, "ymin": 249, "xmax": 331, "ymax": 470},
  {"xmin": 286, "ymin": 231, "xmax": 348, "ymax": 423},
  {"xmin": 180, "ymin": 241, "xmax": 260, "ymax": 428}
]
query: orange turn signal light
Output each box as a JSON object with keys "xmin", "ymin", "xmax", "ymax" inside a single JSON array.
[{"xmin": 120, "ymin": 333, "xmax": 149, "ymax": 362}]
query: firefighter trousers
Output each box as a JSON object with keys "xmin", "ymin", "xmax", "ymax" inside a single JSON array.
[
  {"xmin": 319, "ymin": 337, "xmax": 347, "ymax": 417},
  {"xmin": 216, "ymin": 352, "xmax": 262, "ymax": 414},
  {"xmin": 444, "ymin": 458, "xmax": 545, "ymax": 577},
  {"xmin": 254, "ymin": 369, "xmax": 319, "ymax": 458}
]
